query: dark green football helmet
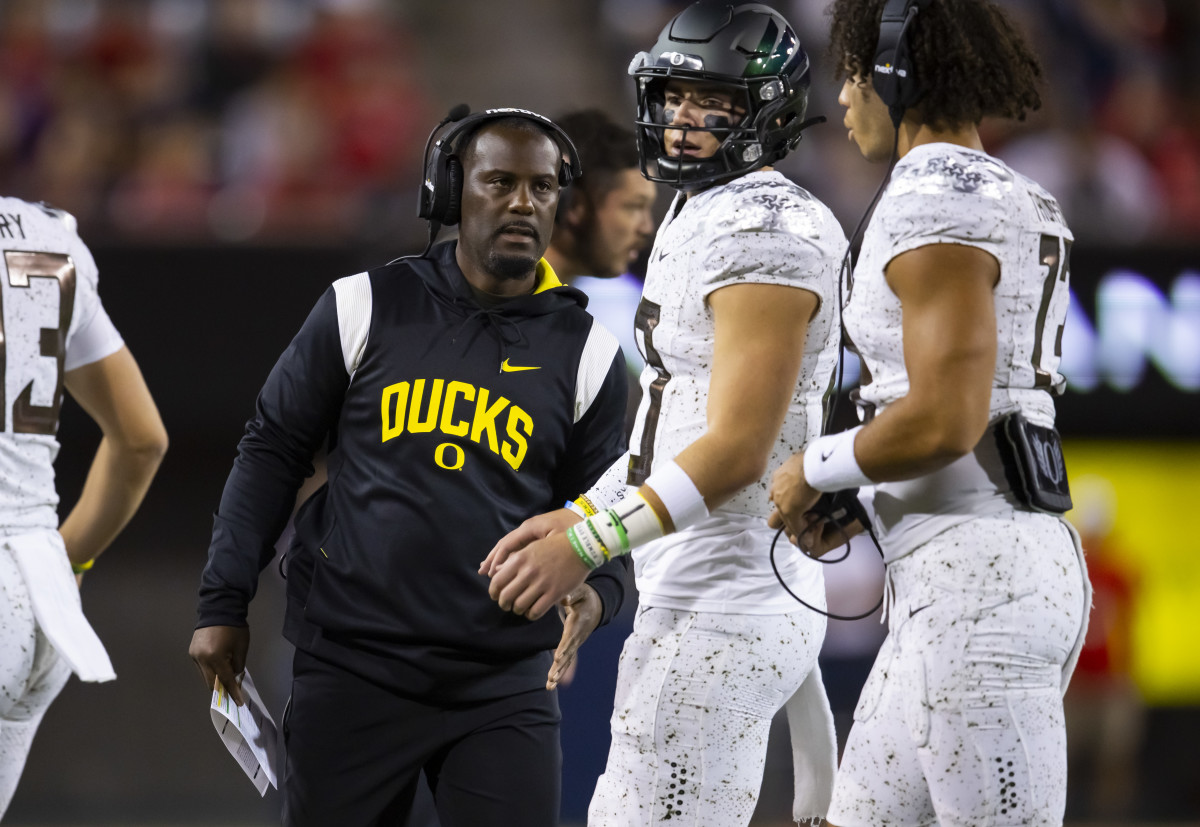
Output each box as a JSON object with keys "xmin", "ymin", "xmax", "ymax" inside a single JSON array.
[{"xmin": 629, "ymin": 0, "xmax": 815, "ymax": 191}]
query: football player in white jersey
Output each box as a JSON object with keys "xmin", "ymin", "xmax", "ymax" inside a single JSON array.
[
  {"xmin": 767, "ymin": 1, "xmax": 1092, "ymax": 824},
  {"xmin": 484, "ymin": 3, "xmax": 847, "ymax": 823},
  {"xmin": 0, "ymin": 197, "xmax": 167, "ymax": 817}
]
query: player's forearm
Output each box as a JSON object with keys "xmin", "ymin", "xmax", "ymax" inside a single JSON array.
[
  {"xmin": 672, "ymin": 428, "xmax": 774, "ymax": 510},
  {"xmin": 59, "ymin": 434, "xmax": 166, "ymax": 566},
  {"xmin": 853, "ymin": 391, "xmax": 987, "ymax": 483}
]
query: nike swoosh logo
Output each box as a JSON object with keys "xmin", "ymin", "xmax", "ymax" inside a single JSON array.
[
  {"xmin": 500, "ymin": 358, "xmax": 540, "ymax": 373},
  {"xmin": 820, "ymin": 448, "xmax": 834, "ymax": 461},
  {"xmin": 908, "ymin": 603, "xmax": 932, "ymax": 619}
]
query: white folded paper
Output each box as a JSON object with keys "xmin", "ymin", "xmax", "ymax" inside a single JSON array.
[{"xmin": 210, "ymin": 670, "xmax": 281, "ymax": 796}]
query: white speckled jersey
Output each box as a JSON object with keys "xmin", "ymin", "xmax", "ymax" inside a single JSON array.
[
  {"xmin": 627, "ymin": 170, "xmax": 846, "ymax": 612},
  {"xmin": 844, "ymin": 144, "xmax": 1074, "ymax": 560},
  {"xmin": 0, "ymin": 198, "xmax": 123, "ymax": 535}
]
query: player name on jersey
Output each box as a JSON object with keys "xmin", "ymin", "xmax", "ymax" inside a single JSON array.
[{"xmin": 0, "ymin": 213, "xmax": 27, "ymax": 239}]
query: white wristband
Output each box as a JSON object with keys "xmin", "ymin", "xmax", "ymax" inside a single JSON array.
[
  {"xmin": 612, "ymin": 493, "xmax": 666, "ymax": 550},
  {"xmin": 643, "ymin": 460, "xmax": 709, "ymax": 532},
  {"xmin": 803, "ymin": 426, "xmax": 872, "ymax": 492}
]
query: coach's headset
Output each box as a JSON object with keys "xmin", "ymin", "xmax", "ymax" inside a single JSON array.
[{"xmin": 415, "ymin": 106, "xmax": 582, "ymax": 255}]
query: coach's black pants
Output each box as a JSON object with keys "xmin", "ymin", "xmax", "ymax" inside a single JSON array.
[{"xmin": 281, "ymin": 649, "xmax": 561, "ymax": 827}]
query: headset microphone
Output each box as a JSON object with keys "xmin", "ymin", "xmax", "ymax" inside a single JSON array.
[{"xmin": 444, "ymin": 103, "xmax": 471, "ymax": 124}]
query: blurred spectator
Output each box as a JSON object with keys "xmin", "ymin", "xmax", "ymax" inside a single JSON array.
[
  {"xmin": 0, "ymin": 0, "xmax": 429, "ymax": 244},
  {"xmin": 996, "ymin": 99, "xmax": 1166, "ymax": 244},
  {"xmin": 1, "ymin": 0, "xmax": 1198, "ymax": 245},
  {"xmin": 1065, "ymin": 474, "xmax": 1146, "ymax": 820}
]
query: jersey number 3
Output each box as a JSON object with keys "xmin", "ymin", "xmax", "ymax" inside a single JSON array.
[{"xmin": 1, "ymin": 251, "xmax": 76, "ymax": 435}]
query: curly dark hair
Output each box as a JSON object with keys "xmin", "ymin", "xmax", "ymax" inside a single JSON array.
[{"xmin": 827, "ymin": 0, "xmax": 1043, "ymax": 129}]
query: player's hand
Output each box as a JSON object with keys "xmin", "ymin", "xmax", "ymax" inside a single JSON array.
[
  {"xmin": 793, "ymin": 511, "xmax": 865, "ymax": 558},
  {"xmin": 188, "ymin": 625, "xmax": 250, "ymax": 706},
  {"xmin": 547, "ymin": 584, "xmax": 602, "ymax": 690},
  {"xmin": 480, "ymin": 508, "xmax": 582, "ymax": 576},
  {"xmin": 767, "ymin": 451, "xmax": 822, "ymax": 541},
  {"xmin": 488, "ymin": 533, "xmax": 590, "ymax": 621}
]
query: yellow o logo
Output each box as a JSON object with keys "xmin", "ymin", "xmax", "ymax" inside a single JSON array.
[{"xmin": 435, "ymin": 443, "xmax": 465, "ymax": 471}]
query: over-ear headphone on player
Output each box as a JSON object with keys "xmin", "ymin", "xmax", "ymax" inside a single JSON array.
[
  {"xmin": 872, "ymin": 0, "xmax": 930, "ymax": 127},
  {"xmin": 417, "ymin": 106, "xmax": 582, "ymax": 228}
]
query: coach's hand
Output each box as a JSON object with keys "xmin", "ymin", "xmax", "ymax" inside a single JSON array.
[
  {"xmin": 480, "ymin": 508, "xmax": 581, "ymax": 577},
  {"xmin": 189, "ymin": 625, "xmax": 249, "ymax": 706},
  {"xmin": 547, "ymin": 584, "xmax": 602, "ymax": 690},
  {"xmin": 488, "ymin": 532, "xmax": 589, "ymax": 622}
]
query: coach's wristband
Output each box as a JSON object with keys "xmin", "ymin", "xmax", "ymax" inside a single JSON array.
[
  {"xmin": 803, "ymin": 426, "xmax": 872, "ymax": 492},
  {"xmin": 643, "ymin": 460, "xmax": 708, "ymax": 532}
]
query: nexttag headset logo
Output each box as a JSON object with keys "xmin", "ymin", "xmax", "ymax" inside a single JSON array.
[
  {"xmin": 872, "ymin": 0, "xmax": 929, "ymax": 126},
  {"xmin": 482, "ymin": 107, "xmax": 552, "ymax": 123}
]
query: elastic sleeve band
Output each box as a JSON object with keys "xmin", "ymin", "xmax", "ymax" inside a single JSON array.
[
  {"xmin": 803, "ymin": 425, "xmax": 872, "ymax": 492},
  {"xmin": 643, "ymin": 460, "xmax": 708, "ymax": 532}
]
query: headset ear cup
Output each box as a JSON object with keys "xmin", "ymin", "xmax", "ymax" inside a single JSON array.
[{"xmin": 442, "ymin": 157, "xmax": 463, "ymax": 226}]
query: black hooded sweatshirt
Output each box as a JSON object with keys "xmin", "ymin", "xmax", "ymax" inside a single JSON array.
[{"xmin": 196, "ymin": 241, "xmax": 629, "ymax": 702}]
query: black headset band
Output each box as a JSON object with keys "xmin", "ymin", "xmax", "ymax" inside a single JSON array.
[
  {"xmin": 435, "ymin": 109, "xmax": 582, "ymax": 183},
  {"xmin": 416, "ymin": 106, "xmax": 583, "ymax": 241}
]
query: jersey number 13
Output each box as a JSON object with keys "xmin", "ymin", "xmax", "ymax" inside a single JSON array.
[{"xmin": 1, "ymin": 251, "xmax": 76, "ymax": 435}]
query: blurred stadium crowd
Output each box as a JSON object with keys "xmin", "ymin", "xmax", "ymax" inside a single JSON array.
[{"xmin": 1, "ymin": 0, "xmax": 1198, "ymax": 247}]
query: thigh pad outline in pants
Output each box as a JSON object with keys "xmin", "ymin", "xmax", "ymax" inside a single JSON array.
[
  {"xmin": 829, "ymin": 514, "xmax": 1088, "ymax": 827},
  {"xmin": 1, "ymin": 546, "xmax": 70, "ymax": 819},
  {"xmin": 590, "ymin": 607, "xmax": 822, "ymax": 827}
]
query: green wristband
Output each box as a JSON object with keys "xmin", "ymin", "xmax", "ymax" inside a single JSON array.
[
  {"xmin": 565, "ymin": 526, "xmax": 599, "ymax": 570},
  {"xmin": 583, "ymin": 518, "xmax": 612, "ymax": 562}
]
